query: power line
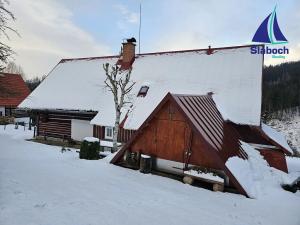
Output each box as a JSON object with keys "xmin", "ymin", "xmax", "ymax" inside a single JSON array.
[{"xmin": 138, "ymin": 3, "xmax": 142, "ymax": 54}]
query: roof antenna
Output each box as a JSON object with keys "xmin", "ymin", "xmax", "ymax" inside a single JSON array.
[{"xmin": 138, "ymin": 3, "xmax": 142, "ymax": 54}]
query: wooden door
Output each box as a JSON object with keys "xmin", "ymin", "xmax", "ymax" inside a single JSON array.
[{"xmin": 155, "ymin": 118, "xmax": 187, "ymax": 163}]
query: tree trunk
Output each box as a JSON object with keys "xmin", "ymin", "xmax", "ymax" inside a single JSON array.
[
  {"xmin": 112, "ymin": 109, "xmax": 120, "ymax": 152},
  {"xmin": 28, "ymin": 117, "xmax": 32, "ymax": 130}
]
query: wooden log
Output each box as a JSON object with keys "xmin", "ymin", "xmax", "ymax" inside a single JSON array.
[
  {"xmin": 125, "ymin": 151, "xmax": 140, "ymax": 167},
  {"xmin": 139, "ymin": 154, "xmax": 152, "ymax": 174},
  {"xmin": 183, "ymin": 176, "xmax": 194, "ymax": 185},
  {"xmin": 213, "ymin": 183, "xmax": 224, "ymax": 192}
]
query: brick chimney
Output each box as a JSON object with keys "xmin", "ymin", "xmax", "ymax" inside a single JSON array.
[
  {"xmin": 206, "ymin": 45, "xmax": 214, "ymax": 55},
  {"xmin": 118, "ymin": 37, "xmax": 136, "ymax": 69}
]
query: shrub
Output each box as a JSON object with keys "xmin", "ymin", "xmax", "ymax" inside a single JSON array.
[
  {"xmin": 0, "ymin": 116, "xmax": 14, "ymax": 125},
  {"xmin": 79, "ymin": 140, "xmax": 100, "ymax": 160}
]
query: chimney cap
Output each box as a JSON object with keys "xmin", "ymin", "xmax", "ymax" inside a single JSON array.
[{"xmin": 126, "ymin": 37, "xmax": 136, "ymax": 43}]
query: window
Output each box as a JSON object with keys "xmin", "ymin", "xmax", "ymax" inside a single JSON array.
[
  {"xmin": 103, "ymin": 146, "xmax": 112, "ymax": 152},
  {"xmin": 105, "ymin": 126, "xmax": 113, "ymax": 139},
  {"xmin": 137, "ymin": 86, "xmax": 149, "ymax": 97}
]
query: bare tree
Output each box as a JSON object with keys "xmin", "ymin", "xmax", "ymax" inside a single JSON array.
[
  {"xmin": 103, "ymin": 63, "xmax": 135, "ymax": 152},
  {"xmin": 3, "ymin": 61, "xmax": 25, "ymax": 78},
  {"xmin": 25, "ymin": 75, "xmax": 46, "ymax": 91},
  {"xmin": 0, "ymin": 0, "xmax": 19, "ymax": 71}
]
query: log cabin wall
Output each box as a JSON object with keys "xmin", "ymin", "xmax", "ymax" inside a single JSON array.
[{"xmin": 36, "ymin": 111, "xmax": 96, "ymax": 140}]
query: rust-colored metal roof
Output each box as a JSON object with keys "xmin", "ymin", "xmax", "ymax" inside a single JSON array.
[
  {"xmin": 174, "ymin": 95, "xmax": 224, "ymax": 150},
  {"xmin": 0, "ymin": 73, "xmax": 30, "ymax": 107}
]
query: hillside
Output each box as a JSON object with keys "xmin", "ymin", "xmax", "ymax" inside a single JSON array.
[
  {"xmin": 267, "ymin": 114, "xmax": 300, "ymax": 154},
  {"xmin": 262, "ymin": 61, "xmax": 300, "ymax": 153}
]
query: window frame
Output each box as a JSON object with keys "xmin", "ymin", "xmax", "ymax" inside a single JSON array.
[
  {"xmin": 105, "ymin": 126, "xmax": 114, "ymax": 139},
  {"xmin": 137, "ymin": 85, "xmax": 149, "ymax": 97}
]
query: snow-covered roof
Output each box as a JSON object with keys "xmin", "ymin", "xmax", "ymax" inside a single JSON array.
[
  {"xmin": 261, "ymin": 123, "xmax": 293, "ymax": 153},
  {"xmin": 19, "ymin": 45, "xmax": 263, "ymax": 129}
]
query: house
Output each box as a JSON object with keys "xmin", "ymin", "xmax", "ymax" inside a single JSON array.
[
  {"xmin": 19, "ymin": 40, "xmax": 265, "ymax": 148},
  {"xmin": 0, "ymin": 73, "xmax": 30, "ymax": 117},
  {"xmin": 110, "ymin": 93, "xmax": 292, "ymax": 197}
]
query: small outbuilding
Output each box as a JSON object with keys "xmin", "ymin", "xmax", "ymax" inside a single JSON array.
[{"xmin": 111, "ymin": 93, "xmax": 292, "ymax": 197}]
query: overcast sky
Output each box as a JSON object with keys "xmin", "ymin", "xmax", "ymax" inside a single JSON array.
[{"xmin": 3, "ymin": 0, "xmax": 300, "ymax": 79}]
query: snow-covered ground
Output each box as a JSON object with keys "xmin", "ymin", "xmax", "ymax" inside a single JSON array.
[
  {"xmin": 0, "ymin": 125, "xmax": 300, "ymax": 225},
  {"xmin": 268, "ymin": 115, "xmax": 300, "ymax": 154}
]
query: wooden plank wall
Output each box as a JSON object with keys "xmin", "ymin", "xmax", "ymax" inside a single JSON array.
[
  {"xmin": 131, "ymin": 101, "xmax": 189, "ymax": 162},
  {"xmin": 93, "ymin": 125, "xmax": 105, "ymax": 139},
  {"xmin": 93, "ymin": 125, "xmax": 136, "ymax": 143},
  {"xmin": 118, "ymin": 128, "xmax": 136, "ymax": 143},
  {"xmin": 38, "ymin": 113, "xmax": 71, "ymax": 139},
  {"xmin": 259, "ymin": 149, "xmax": 288, "ymax": 172}
]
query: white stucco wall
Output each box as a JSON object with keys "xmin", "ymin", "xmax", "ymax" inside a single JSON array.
[
  {"xmin": 71, "ymin": 119, "xmax": 93, "ymax": 141},
  {"xmin": 0, "ymin": 107, "xmax": 5, "ymax": 116}
]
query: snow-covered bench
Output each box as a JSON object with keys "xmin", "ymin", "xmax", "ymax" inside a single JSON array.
[{"xmin": 183, "ymin": 169, "xmax": 224, "ymax": 192}]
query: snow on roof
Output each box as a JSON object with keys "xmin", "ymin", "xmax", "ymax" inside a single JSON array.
[
  {"xmin": 19, "ymin": 57, "xmax": 118, "ymax": 112},
  {"xmin": 19, "ymin": 46, "xmax": 263, "ymax": 129},
  {"xmin": 226, "ymin": 141, "xmax": 293, "ymax": 199},
  {"xmin": 248, "ymin": 143, "xmax": 278, "ymax": 150},
  {"xmin": 261, "ymin": 123, "xmax": 293, "ymax": 153}
]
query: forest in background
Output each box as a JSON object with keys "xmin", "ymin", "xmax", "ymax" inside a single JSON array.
[{"xmin": 262, "ymin": 60, "xmax": 300, "ymax": 120}]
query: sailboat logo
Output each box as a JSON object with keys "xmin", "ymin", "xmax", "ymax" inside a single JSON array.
[
  {"xmin": 251, "ymin": 6, "xmax": 289, "ymax": 59},
  {"xmin": 252, "ymin": 6, "xmax": 287, "ymax": 44}
]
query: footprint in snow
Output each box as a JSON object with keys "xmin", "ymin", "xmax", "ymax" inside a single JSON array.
[{"xmin": 34, "ymin": 203, "xmax": 47, "ymax": 208}]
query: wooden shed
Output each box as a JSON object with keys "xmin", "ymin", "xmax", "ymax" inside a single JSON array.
[{"xmin": 111, "ymin": 93, "xmax": 291, "ymax": 196}]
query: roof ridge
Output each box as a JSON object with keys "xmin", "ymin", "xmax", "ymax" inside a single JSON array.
[
  {"xmin": 59, "ymin": 44, "xmax": 263, "ymax": 63},
  {"xmin": 0, "ymin": 72, "xmax": 22, "ymax": 76},
  {"xmin": 171, "ymin": 93, "xmax": 211, "ymax": 98}
]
